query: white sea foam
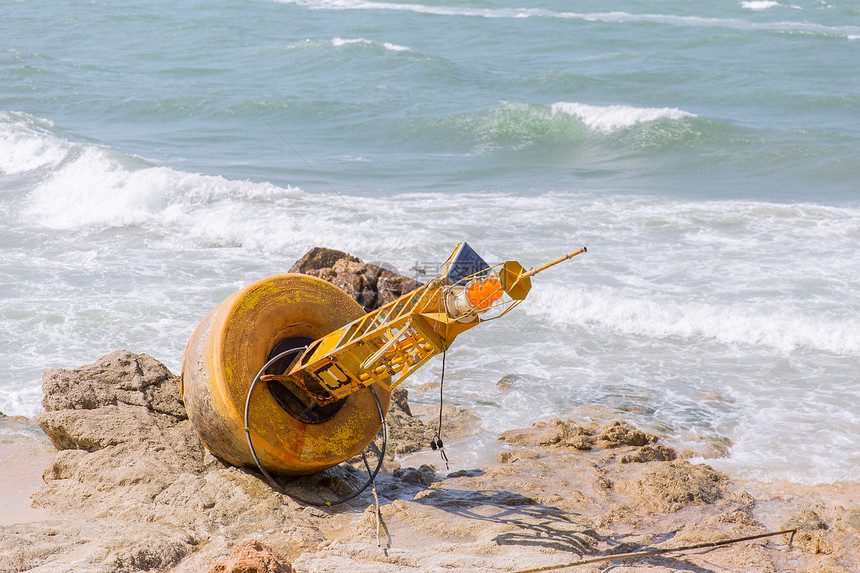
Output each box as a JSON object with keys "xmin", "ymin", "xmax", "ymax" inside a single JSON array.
[
  {"xmin": 274, "ymin": 0, "xmax": 860, "ymax": 39},
  {"xmin": 526, "ymin": 284, "xmax": 860, "ymax": 357},
  {"xmin": 0, "ymin": 112, "xmax": 71, "ymax": 175},
  {"xmin": 741, "ymin": 1, "xmax": 780, "ymax": 10},
  {"xmin": 332, "ymin": 37, "xmax": 410, "ymax": 51},
  {"xmin": 22, "ymin": 145, "xmax": 296, "ymax": 231},
  {"xmin": 280, "ymin": 0, "xmax": 542, "ymax": 19},
  {"xmin": 550, "ymin": 102, "xmax": 696, "ymax": 134},
  {"xmin": 18, "ymin": 137, "xmax": 436, "ymax": 257}
]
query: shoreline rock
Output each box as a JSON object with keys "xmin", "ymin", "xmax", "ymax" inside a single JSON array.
[
  {"xmin": 289, "ymin": 247, "xmax": 421, "ymax": 312},
  {"xmin": 3, "ymin": 350, "xmax": 857, "ymax": 572}
]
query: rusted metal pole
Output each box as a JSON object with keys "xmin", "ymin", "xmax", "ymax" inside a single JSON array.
[
  {"xmin": 513, "ymin": 528, "xmax": 797, "ymax": 573},
  {"xmin": 520, "ymin": 247, "xmax": 588, "ymax": 280}
]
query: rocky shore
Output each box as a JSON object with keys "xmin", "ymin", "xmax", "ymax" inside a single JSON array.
[
  {"xmin": 2, "ymin": 349, "xmax": 859, "ymax": 572},
  {"xmin": 1, "ymin": 250, "xmax": 858, "ymax": 572}
]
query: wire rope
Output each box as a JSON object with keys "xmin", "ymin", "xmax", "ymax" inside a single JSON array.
[{"xmin": 244, "ymin": 347, "xmax": 388, "ymax": 507}]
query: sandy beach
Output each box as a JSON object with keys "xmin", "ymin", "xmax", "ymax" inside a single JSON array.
[
  {"xmin": 0, "ymin": 417, "xmax": 54, "ymax": 527},
  {"xmin": 1, "ymin": 352, "xmax": 858, "ymax": 573}
]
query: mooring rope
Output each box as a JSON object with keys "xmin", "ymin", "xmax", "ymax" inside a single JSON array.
[{"xmin": 512, "ymin": 528, "xmax": 797, "ymax": 572}]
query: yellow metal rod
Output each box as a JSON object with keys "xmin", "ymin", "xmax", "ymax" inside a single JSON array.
[{"xmin": 520, "ymin": 247, "xmax": 587, "ymax": 280}]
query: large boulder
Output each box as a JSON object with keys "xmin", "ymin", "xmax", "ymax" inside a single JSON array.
[
  {"xmin": 40, "ymin": 349, "xmax": 185, "ymax": 417},
  {"xmin": 289, "ymin": 247, "xmax": 421, "ymax": 312}
]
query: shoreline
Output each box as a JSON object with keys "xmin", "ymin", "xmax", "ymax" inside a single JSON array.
[{"xmin": 3, "ymin": 401, "xmax": 859, "ymax": 572}]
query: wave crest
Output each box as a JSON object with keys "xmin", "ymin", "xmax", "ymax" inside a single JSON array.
[
  {"xmin": 0, "ymin": 112, "xmax": 71, "ymax": 176},
  {"xmin": 332, "ymin": 36, "xmax": 411, "ymax": 51},
  {"xmin": 551, "ymin": 102, "xmax": 696, "ymax": 134}
]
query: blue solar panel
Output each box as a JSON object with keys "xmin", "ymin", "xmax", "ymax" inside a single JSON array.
[{"xmin": 445, "ymin": 242, "xmax": 491, "ymax": 286}]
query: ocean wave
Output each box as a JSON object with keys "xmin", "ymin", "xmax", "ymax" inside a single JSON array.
[
  {"xmin": 550, "ymin": 102, "xmax": 696, "ymax": 135},
  {"xmin": 21, "ymin": 144, "xmax": 297, "ymax": 230},
  {"xmin": 0, "ymin": 111, "xmax": 72, "ymax": 176},
  {"xmin": 430, "ymin": 101, "xmax": 700, "ymax": 154},
  {"xmin": 332, "ymin": 36, "xmax": 411, "ymax": 52},
  {"xmin": 272, "ymin": 0, "xmax": 860, "ymax": 39},
  {"xmin": 526, "ymin": 283, "xmax": 860, "ymax": 356},
  {"xmin": 740, "ymin": 1, "xmax": 781, "ymax": 11},
  {"xmin": 14, "ymin": 127, "xmax": 440, "ymax": 256},
  {"xmin": 275, "ymin": 0, "xmax": 545, "ymax": 19}
]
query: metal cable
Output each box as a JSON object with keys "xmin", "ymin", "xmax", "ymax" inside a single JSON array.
[{"xmin": 244, "ymin": 347, "xmax": 388, "ymax": 507}]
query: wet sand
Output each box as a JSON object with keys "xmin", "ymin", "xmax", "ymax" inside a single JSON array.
[{"xmin": 0, "ymin": 417, "xmax": 54, "ymax": 526}]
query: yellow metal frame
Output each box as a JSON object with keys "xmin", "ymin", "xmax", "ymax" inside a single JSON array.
[{"xmin": 286, "ymin": 244, "xmax": 586, "ymax": 404}]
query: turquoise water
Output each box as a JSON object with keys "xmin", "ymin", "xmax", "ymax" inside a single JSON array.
[{"xmin": 1, "ymin": 0, "xmax": 858, "ymax": 484}]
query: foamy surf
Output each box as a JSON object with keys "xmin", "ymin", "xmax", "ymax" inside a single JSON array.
[
  {"xmin": 741, "ymin": 1, "xmax": 782, "ymax": 11},
  {"xmin": 331, "ymin": 37, "xmax": 411, "ymax": 52},
  {"xmin": 0, "ymin": 112, "xmax": 71, "ymax": 176},
  {"xmin": 527, "ymin": 283, "xmax": 859, "ymax": 357},
  {"xmin": 272, "ymin": 0, "xmax": 860, "ymax": 39},
  {"xmin": 551, "ymin": 102, "xmax": 696, "ymax": 135}
]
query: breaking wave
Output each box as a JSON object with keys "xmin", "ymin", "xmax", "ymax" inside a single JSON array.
[
  {"xmin": 0, "ymin": 112, "xmax": 72, "ymax": 176},
  {"xmin": 272, "ymin": 0, "xmax": 860, "ymax": 40},
  {"xmin": 527, "ymin": 283, "xmax": 860, "ymax": 357},
  {"xmin": 332, "ymin": 37, "xmax": 411, "ymax": 51},
  {"xmin": 550, "ymin": 102, "xmax": 696, "ymax": 135}
]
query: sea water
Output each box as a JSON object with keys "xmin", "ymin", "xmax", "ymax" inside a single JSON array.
[{"xmin": 1, "ymin": 0, "xmax": 858, "ymax": 485}]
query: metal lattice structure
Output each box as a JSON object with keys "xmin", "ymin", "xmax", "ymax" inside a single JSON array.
[{"xmin": 272, "ymin": 243, "xmax": 587, "ymax": 405}]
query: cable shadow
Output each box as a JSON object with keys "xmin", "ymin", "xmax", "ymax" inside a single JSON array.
[
  {"xmin": 604, "ymin": 554, "xmax": 716, "ymax": 573},
  {"xmin": 410, "ymin": 486, "xmax": 600, "ymax": 555}
]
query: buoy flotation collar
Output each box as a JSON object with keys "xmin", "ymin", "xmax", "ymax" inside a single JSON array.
[{"xmin": 244, "ymin": 346, "xmax": 387, "ymax": 507}]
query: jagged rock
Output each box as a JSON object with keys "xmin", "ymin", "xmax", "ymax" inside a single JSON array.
[
  {"xmin": 289, "ymin": 247, "xmax": 421, "ymax": 312},
  {"xmin": 627, "ymin": 460, "xmax": 726, "ymax": 512},
  {"xmin": 208, "ymin": 539, "xmax": 295, "ymax": 573},
  {"xmin": 40, "ymin": 349, "xmax": 185, "ymax": 418},
  {"xmin": 390, "ymin": 386, "xmax": 413, "ymax": 417},
  {"xmin": 23, "ymin": 352, "xmax": 295, "ymax": 570},
  {"xmin": 783, "ymin": 510, "xmax": 834, "ymax": 555},
  {"xmin": 498, "ymin": 418, "xmax": 660, "ymax": 453},
  {"xmin": 0, "ymin": 410, "xmax": 29, "ymax": 422},
  {"xmin": 366, "ymin": 387, "xmax": 435, "ymax": 459},
  {"xmin": 499, "ymin": 418, "xmax": 593, "ymax": 449},
  {"xmin": 595, "ymin": 420, "xmax": 658, "ymax": 448},
  {"xmin": 785, "ymin": 509, "xmax": 829, "ymax": 531},
  {"xmin": 392, "ymin": 464, "xmax": 437, "ymax": 487},
  {"xmin": 619, "ymin": 445, "xmax": 678, "ymax": 464},
  {"xmin": 289, "ymin": 247, "xmax": 361, "ymax": 274}
]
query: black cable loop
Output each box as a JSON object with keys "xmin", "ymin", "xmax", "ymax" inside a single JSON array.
[
  {"xmin": 436, "ymin": 349, "xmax": 446, "ymax": 439},
  {"xmin": 431, "ymin": 349, "xmax": 450, "ymax": 469},
  {"xmin": 244, "ymin": 347, "xmax": 388, "ymax": 507}
]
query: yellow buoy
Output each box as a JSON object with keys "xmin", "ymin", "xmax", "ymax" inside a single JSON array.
[
  {"xmin": 181, "ymin": 244, "xmax": 587, "ymax": 481},
  {"xmin": 180, "ymin": 273, "xmax": 391, "ymax": 476}
]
